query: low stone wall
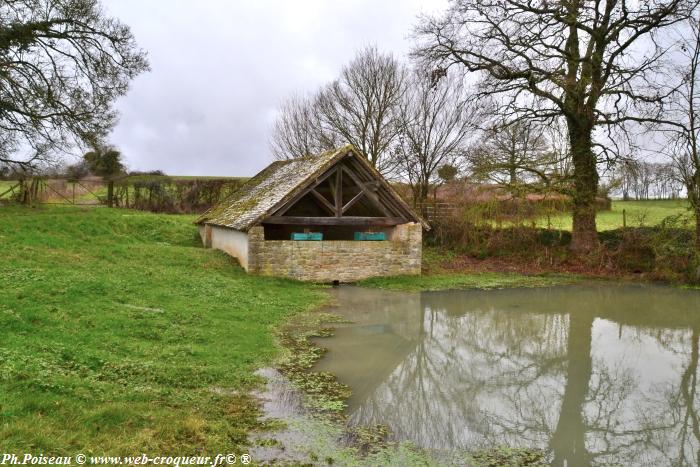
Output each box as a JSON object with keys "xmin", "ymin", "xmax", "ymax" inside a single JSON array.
[{"xmin": 247, "ymin": 223, "xmax": 422, "ymax": 282}]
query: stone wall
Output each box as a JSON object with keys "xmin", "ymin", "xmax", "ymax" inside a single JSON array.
[{"xmin": 247, "ymin": 223, "xmax": 422, "ymax": 282}]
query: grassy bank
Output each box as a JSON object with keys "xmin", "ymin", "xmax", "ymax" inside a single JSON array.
[{"xmin": 0, "ymin": 206, "xmax": 324, "ymax": 455}]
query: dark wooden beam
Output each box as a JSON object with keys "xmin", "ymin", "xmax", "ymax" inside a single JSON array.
[
  {"xmin": 309, "ymin": 189, "xmax": 336, "ymax": 215},
  {"xmin": 341, "ymin": 166, "xmax": 393, "ymax": 217},
  {"xmin": 328, "ymin": 172, "xmax": 337, "ymax": 206},
  {"xmin": 262, "ymin": 216, "xmax": 407, "ymax": 226},
  {"xmin": 345, "ymin": 158, "xmax": 407, "ymax": 218},
  {"xmin": 342, "ymin": 191, "xmax": 364, "ymax": 214},
  {"xmin": 335, "ymin": 168, "xmax": 342, "ymax": 217},
  {"xmin": 274, "ymin": 166, "xmax": 337, "ymax": 216}
]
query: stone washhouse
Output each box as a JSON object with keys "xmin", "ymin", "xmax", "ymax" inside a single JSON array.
[{"xmin": 195, "ymin": 146, "xmax": 427, "ymax": 282}]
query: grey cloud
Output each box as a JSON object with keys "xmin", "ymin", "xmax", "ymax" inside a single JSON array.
[{"xmin": 104, "ymin": 0, "xmax": 447, "ymax": 176}]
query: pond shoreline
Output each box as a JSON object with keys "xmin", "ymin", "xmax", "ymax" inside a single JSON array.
[
  {"xmin": 249, "ymin": 295, "xmax": 426, "ymax": 464},
  {"xmin": 252, "ymin": 274, "xmax": 568, "ymax": 465}
]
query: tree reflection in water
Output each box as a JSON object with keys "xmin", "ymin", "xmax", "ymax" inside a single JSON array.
[{"xmin": 312, "ymin": 284, "xmax": 700, "ymax": 466}]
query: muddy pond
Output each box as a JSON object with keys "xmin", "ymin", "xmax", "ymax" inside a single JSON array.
[{"xmin": 311, "ymin": 283, "xmax": 700, "ymax": 466}]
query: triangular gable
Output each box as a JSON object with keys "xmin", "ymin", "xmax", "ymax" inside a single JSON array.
[{"xmin": 197, "ymin": 145, "xmax": 427, "ymax": 230}]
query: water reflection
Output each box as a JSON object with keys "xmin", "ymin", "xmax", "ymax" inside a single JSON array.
[{"xmin": 311, "ymin": 284, "xmax": 700, "ymax": 466}]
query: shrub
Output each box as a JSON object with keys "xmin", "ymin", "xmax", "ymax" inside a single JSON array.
[{"xmin": 429, "ymin": 210, "xmax": 699, "ymax": 283}]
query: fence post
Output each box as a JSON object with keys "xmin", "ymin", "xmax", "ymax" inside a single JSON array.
[
  {"xmin": 18, "ymin": 179, "xmax": 27, "ymax": 204},
  {"xmin": 622, "ymin": 209, "xmax": 627, "ymax": 229},
  {"xmin": 107, "ymin": 179, "xmax": 114, "ymax": 208}
]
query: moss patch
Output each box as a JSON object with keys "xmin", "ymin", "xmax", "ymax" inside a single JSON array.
[
  {"xmin": 359, "ymin": 271, "xmax": 574, "ymax": 292},
  {"xmin": 275, "ymin": 310, "xmax": 352, "ymax": 414}
]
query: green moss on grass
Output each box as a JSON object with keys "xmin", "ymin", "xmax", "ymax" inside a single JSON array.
[
  {"xmin": 359, "ymin": 271, "xmax": 574, "ymax": 292},
  {"xmin": 467, "ymin": 446, "xmax": 548, "ymax": 466},
  {"xmin": 275, "ymin": 311, "xmax": 352, "ymax": 414}
]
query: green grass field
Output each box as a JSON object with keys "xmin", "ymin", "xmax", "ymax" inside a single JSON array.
[
  {"xmin": 537, "ymin": 199, "xmax": 692, "ymax": 231},
  {"xmin": 0, "ymin": 206, "xmax": 323, "ymax": 455}
]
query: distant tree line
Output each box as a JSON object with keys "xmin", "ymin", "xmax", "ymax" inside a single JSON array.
[
  {"xmin": 613, "ymin": 160, "xmax": 685, "ymax": 201},
  {"xmin": 269, "ymin": 44, "xmax": 692, "ymax": 207}
]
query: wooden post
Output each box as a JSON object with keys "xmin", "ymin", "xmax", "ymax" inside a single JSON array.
[
  {"xmin": 18, "ymin": 179, "xmax": 27, "ymax": 205},
  {"xmin": 107, "ymin": 179, "xmax": 114, "ymax": 208},
  {"xmin": 622, "ymin": 209, "xmax": 627, "ymax": 229},
  {"xmin": 335, "ymin": 168, "xmax": 342, "ymax": 217}
]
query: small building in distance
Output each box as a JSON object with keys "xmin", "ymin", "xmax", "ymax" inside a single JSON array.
[{"xmin": 195, "ymin": 146, "xmax": 426, "ymax": 282}]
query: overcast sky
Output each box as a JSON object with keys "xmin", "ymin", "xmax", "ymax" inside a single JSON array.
[{"xmin": 102, "ymin": 0, "xmax": 448, "ymax": 176}]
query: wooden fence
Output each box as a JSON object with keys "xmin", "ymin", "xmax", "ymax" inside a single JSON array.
[
  {"xmin": 0, "ymin": 178, "xmax": 104, "ymax": 205},
  {"xmin": 417, "ymin": 202, "xmax": 456, "ymax": 222}
]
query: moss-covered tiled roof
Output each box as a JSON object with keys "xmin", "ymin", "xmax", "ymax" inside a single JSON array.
[
  {"xmin": 197, "ymin": 145, "xmax": 427, "ymax": 231},
  {"xmin": 196, "ymin": 146, "xmax": 353, "ymax": 230}
]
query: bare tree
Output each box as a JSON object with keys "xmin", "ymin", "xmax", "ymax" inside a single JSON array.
[
  {"xmin": 315, "ymin": 46, "xmax": 407, "ymax": 174},
  {"xmin": 469, "ymin": 120, "xmax": 554, "ymax": 193},
  {"xmin": 663, "ymin": 13, "xmax": 700, "ymax": 250},
  {"xmin": 655, "ymin": 163, "xmax": 684, "ymax": 199},
  {"xmin": 0, "ymin": 0, "xmax": 149, "ymax": 169},
  {"xmin": 269, "ymin": 94, "xmax": 336, "ymax": 160},
  {"xmin": 617, "ymin": 158, "xmax": 642, "ymax": 201},
  {"xmin": 675, "ymin": 151, "xmax": 700, "ymax": 232},
  {"xmin": 637, "ymin": 161, "xmax": 655, "ymax": 200},
  {"xmin": 414, "ymin": 0, "xmax": 697, "ymax": 252},
  {"xmin": 393, "ymin": 72, "xmax": 480, "ymax": 206},
  {"xmin": 612, "ymin": 158, "xmax": 683, "ymax": 200}
]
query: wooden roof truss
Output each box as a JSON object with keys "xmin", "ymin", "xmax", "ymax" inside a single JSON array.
[{"xmin": 263, "ymin": 155, "xmax": 410, "ymax": 227}]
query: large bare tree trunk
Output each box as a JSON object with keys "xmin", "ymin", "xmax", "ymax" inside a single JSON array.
[
  {"xmin": 414, "ymin": 182, "xmax": 431, "ymax": 216},
  {"xmin": 420, "ymin": 182, "xmax": 430, "ymax": 205},
  {"xmin": 569, "ymin": 122, "xmax": 599, "ymax": 253},
  {"xmin": 509, "ymin": 157, "xmax": 517, "ymax": 187},
  {"xmin": 694, "ymin": 171, "xmax": 700, "ymax": 253},
  {"xmin": 695, "ymin": 206, "xmax": 700, "ymax": 252}
]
